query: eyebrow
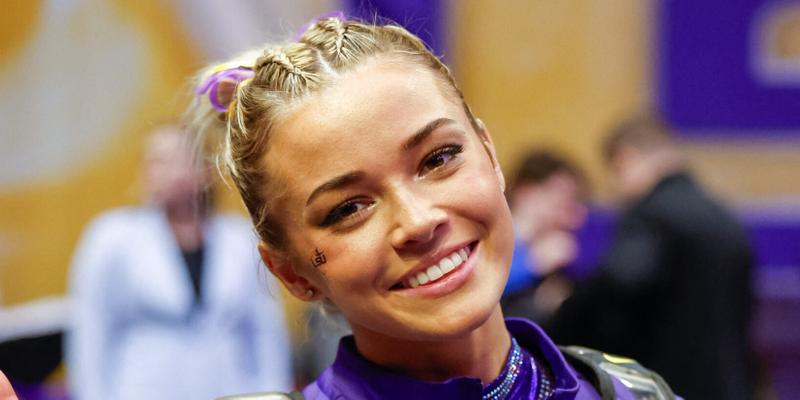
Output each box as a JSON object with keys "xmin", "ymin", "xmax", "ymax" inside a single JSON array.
[
  {"xmin": 305, "ymin": 117, "xmax": 459, "ymax": 206},
  {"xmin": 306, "ymin": 171, "xmax": 365, "ymax": 206},
  {"xmin": 403, "ymin": 117, "xmax": 458, "ymax": 151}
]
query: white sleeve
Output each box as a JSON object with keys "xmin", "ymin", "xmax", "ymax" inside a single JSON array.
[{"xmin": 66, "ymin": 216, "xmax": 121, "ymax": 400}]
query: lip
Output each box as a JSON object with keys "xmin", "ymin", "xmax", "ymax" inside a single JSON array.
[{"xmin": 391, "ymin": 240, "xmax": 479, "ymax": 298}]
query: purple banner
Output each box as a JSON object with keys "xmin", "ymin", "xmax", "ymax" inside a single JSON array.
[
  {"xmin": 657, "ymin": 0, "xmax": 800, "ymax": 132},
  {"xmin": 344, "ymin": 0, "xmax": 446, "ymax": 58}
]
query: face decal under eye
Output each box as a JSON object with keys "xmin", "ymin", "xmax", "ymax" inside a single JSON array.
[
  {"xmin": 419, "ymin": 144, "xmax": 464, "ymax": 176},
  {"xmin": 320, "ymin": 198, "xmax": 374, "ymax": 227}
]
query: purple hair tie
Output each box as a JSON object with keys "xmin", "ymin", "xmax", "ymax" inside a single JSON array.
[
  {"xmin": 196, "ymin": 66, "xmax": 254, "ymax": 112},
  {"xmin": 294, "ymin": 10, "xmax": 348, "ymax": 41}
]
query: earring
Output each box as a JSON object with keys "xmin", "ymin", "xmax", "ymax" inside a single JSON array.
[{"xmin": 304, "ymin": 288, "xmax": 315, "ymax": 300}]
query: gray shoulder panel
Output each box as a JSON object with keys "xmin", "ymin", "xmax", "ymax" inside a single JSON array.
[{"xmin": 561, "ymin": 346, "xmax": 677, "ymax": 400}]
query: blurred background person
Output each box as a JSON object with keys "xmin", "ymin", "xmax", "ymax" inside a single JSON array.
[
  {"xmin": 66, "ymin": 125, "xmax": 292, "ymax": 400},
  {"xmin": 551, "ymin": 115, "xmax": 755, "ymax": 400},
  {"xmin": 501, "ymin": 150, "xmax": 588, "ymax": 324}
]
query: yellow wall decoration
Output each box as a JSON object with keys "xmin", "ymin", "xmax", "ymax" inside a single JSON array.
[
  {"xmin": 0, "ymin": 0, "xmax": 201, "ymax": 304},
  {"xmin": 451, "ymin": 0, "xmax": 800, "ymax": 203},
  {"xmin": 452, "ymin": 0, "xmax": 651, "ymax": 197}
]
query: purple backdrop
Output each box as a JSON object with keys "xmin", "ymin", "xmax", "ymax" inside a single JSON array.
[
  {"xmin": 344, "ymin": 0, "xmax": 446, "ymax": 58},
  {"xmin": 657, "ymin": 0, "xmax": 800, "ymax": 132}
]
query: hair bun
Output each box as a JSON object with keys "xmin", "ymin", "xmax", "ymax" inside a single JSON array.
[{"xmin": 294, "ymin": 10, "xmax": 348, "ymax": 40}]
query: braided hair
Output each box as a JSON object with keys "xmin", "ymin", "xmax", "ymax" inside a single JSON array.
[{"xmin": 191, "ymin": 16, "xmax": 479, "ymax": 249}]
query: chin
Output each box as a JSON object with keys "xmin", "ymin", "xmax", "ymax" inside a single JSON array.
[
  {"xmin": 422, "ymin": 251, "xmax": 509, "ymax": 339},
  {"xmin": 436, "ymin": 300, "xmax": 502, "ymax": 339},
  {"xmin": 350, "ymin": 240, "xmax": 512, "ymax": 343},
  {"xmin": 401, "ymin": 280, "xmax": 505, "ymax": 341}
]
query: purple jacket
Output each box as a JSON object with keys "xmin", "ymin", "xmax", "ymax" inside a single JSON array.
[{"xmin": 302, "ymin": 318, "xmax": 642, "ymax": 399}]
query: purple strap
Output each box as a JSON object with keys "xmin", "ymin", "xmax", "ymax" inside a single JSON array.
[
  {"xmin": 198, "ymin": 11, "xmax": 347, "ymax": 113},
  {"xmin": 196, "ymin": 67, "xmax": 254, "ymax": 112}
]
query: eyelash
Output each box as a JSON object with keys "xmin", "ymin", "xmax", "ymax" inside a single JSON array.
[
  {"xmin": 319, "ymin": 144, "xmax": 464, "ymax": 227},
  {"xmin": 320, "ymin": 198, "xmax": 373, "ymax": 227},
  {"xmin": 419, "ymin": 144, "xmax": 464, "ymax": 176}
]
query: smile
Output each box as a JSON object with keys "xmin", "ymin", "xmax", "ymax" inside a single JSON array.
[{"xmin": 403, "ymin": 244, "xmax": 472, "ymax": 289}]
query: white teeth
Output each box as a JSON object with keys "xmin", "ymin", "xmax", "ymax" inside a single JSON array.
[
  {"xmin": 403, "ymin": 245, "xmax": 472, "ymax": 289},
  {"xmin": 439, "ymin": 257, "xmax": 455, "ymax": 274},
  {"xmin": 427, "ymin": 265, "xmax": 443, "ymax": 280},
  {"xmin": 449, "ymin": 253, "xmax": 462, "ymax": 267}
]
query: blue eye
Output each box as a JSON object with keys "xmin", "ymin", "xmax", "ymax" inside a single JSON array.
[
  {"xmin": 420, "ymin": 144, "xmax": 463, "ymax": 175},
  {"xmin": 321, "ymin": 199, "xmax": 373, "ymax": 227}
]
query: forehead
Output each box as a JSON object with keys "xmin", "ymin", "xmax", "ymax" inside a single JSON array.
[{"xmin": 263, "ymin": 58, "xmax": 467, "ymax": 194}]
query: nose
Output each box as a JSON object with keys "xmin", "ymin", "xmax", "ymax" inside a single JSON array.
[{"xmin": 389, "ymin": 186, "xmax": 449, "ymax": 251}]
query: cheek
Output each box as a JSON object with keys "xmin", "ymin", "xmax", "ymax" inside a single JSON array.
[
  {"xmin": 278, "ymin": 227, "xmax": 332, "ymax": 289},
  {"xmin": 463, "ymin": 179, "xmax": 502, "ymax": 211},
  {"xmin": 318, "ymin": 241, "xmax": 393, "ymax": 324},
  {"xmin": 447, "ymin": 159, "xmax": 514, "ymax": 259},
  {"xmin": 304, "ymin": 229, "xmax": 389, "ymax": 295},
  {"xmin": 452, "ymin": 155, "xmax": 509, "ymax": 220}
]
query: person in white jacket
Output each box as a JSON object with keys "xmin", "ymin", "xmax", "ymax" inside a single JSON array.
[{"xmin": 66, "ymin": 125, "xmax": 293, "ymax": 400}]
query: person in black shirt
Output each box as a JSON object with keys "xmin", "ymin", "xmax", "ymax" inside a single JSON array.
[{"xmin": 551, "ymin": 115, "xmax": 755, "ymax": 400}]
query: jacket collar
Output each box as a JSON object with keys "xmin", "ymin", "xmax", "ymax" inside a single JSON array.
[
  {"xmin": 506, "ymin": 318, "xmax": 581, "ymax": 399},
  {"xmin": 315, "ymin": 318, "xmax": 582, "ymax": 399}
]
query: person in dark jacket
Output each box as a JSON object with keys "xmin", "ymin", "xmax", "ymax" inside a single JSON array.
[{"xmin": 551, "ymin": 115, "xmax": 754, "ymax": 400}]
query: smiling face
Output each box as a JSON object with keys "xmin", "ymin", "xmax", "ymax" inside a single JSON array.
[{"xmin": 261, "ymin": 56, "xmax": 514, "ymax": 342}]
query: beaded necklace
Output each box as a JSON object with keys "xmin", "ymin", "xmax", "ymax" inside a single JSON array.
[
  {"xmin": 482, "ymin": 338, "xmax": 523, "ymax": 400},
  {"xmin": 482, "ymin": 338, "xmax": 556, "ymax": 400},
  {"xmin": 535, "ymin": 356, "xmax": 555, "ymax": 400}
]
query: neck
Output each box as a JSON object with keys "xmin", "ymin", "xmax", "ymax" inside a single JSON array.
[
  {"xmin": 351, "ymin": 305, "xmax": 511, "ymax": 384},
  {"xmin": 164, "ymin": 201, "xmax": 205, "ymax": 251},
  {"xmin": 626, "ymin": 149, "xmax": 685, "ymax": 203}
]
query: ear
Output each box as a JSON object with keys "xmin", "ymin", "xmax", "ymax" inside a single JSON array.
[
  {"xmin": 475, "ymin": 118, "xmax": 506, "ymax": 192},
  {"xmin": 258, "ymin": 241, "xmax": 319, "ymax": 301}
]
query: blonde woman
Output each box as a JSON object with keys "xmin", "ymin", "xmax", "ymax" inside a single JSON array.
[{"xmin": 194, "ymin": 15, "xmax": 678, "ymax": 400}]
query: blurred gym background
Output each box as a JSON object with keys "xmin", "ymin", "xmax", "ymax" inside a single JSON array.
[{"xmin": 1, "ymin": 0, "xmax": 798, "ymax": 399}]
